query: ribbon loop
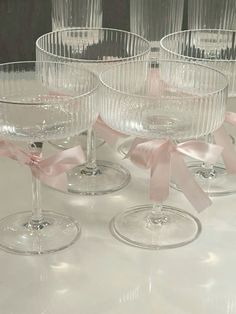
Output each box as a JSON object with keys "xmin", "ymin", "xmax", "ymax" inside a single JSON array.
[
  {"xmin": 176, "ymin": 140, "xmax": 223, "ymax": 164},
  {"xmin": 0, "ymin": 140, "xmax": 86, "ymax": 191},
  {"xmin": 94, "ymin": 116, "xmax": 128, "ymax": 147}
]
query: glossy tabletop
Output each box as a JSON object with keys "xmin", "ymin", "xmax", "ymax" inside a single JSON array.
[{"xmin": 0, "ymin": 140, "xmax": 235, "ymax": 314}]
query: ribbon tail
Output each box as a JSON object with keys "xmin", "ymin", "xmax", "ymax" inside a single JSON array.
[
  {"xmin": 38, "ymin": 145, "xmax": 86, "ymax": 176},
  {"xmin": 0, "ymin": 140, "xmax": 30, "ymax": 163},
  {"xmin": 32, "ymin": 168, "xmax": 68, "ymax": 192},
  {"xmin": 150, "ymin": 150, "xmax": 170, "ymax": 203},
  {"xmin": 33, "ymin": 145, "xmax": 86, "ymax": 192},
  {"xmin": 177, "ymin": 140, "xmax": 223, "ymax": 165},
  {"xmin": 214, "ymin": 125, "xmax": 236, "ymax": 174},
  {"xmin": 171, "ymin": 152, "xmax": 212, "ymax": 212},
  {"xmin": 42, "ymin": 173, "xmax": 68, "ymax": 192}
]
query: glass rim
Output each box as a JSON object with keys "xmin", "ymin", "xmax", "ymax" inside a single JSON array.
[
  {"xmin": 160, "ymin": 28, "xmax": 236, "ymax": 63},
  {"xmin": 0, "ymin": 60, "xmax": 100, "ymax": 106},
  {"xmin": 99, "ymin": 59, "xmax": 228, "ymax": 100},
  {"xmin": 36, "ymin": 27, "xmax": 151, "ymax": 64}
]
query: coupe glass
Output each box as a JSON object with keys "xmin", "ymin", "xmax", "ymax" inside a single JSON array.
[
  {"xmin": 36, "ymin": 28, "xmax": 150, "ymax": 195},
  {"xmin": 100, "ymin": 59, "xmax": 227, "ymax": 249},
  {"xmin": 188, "ymin": 0, "xmax": 236, "ymax": 29},
  {"xmin": 160, "ymin": 29, "xmax": 236, "ymax": 196},
  {"xmin": 51, "ymin": 0, "xmax": 103, "ymax": 150},
  {"xmin": 0, "ymin": 61, "xmax": 99, "ymax": 255},
  {"xmin": 52, "ymin": 0, "xmax": 102, "ymax": 30}
]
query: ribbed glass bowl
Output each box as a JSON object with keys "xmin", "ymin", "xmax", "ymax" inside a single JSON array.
[
  {"xmin": 160, "ymin": 29, "xmax": 236, "ymax": 96},
  {"xmin": 0, "ymin": 61, "xmax": 99, "ymax": 142},
  {"xmin": 36, "ymin": 28, "xmax": 150, "ymax": 74},
  {"xmin": 100, "ymin": 59, "xmax": 227, "ymax": 141}
]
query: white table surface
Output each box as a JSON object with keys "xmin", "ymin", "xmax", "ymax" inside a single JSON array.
[{"xmin": 0, "ymin": 140, "xmax": 235, "ymax": 314}]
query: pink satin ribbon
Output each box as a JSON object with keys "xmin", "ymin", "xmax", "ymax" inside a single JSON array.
[
  {"xmin": 94, "ymin": 116, "xmax": 128, "ymax": 146},
  {"xmin": 126, "ymin": 138, "xmax": 223, "ymax": 212},
  {"xmin": 214, "ymin": 111, "xmax": 236, "ymax": 174},
  {"xmin": 0, "ymin": 140, "xmax": 85, "ymax": 191},
  {"xmin": 225, "ymin": 111, "xmax": 236, "ymax": 125}
]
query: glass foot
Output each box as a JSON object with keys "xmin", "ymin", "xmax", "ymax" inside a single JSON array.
[
  {"xmin": 67, "ymin": 160, "xmax": 131, "ymax": 195},
  {"xmin": 171, "ymin": 161, "xmax": 236, "ymax": 196},
  {"xmin": 0, "ymin": 211, "xmax": 80, "ymax": 255},
  {"xmin": 111, "ymin": 204, "xmax": 201, "ymax": 249},
  {"xmin": 49, "ymin": 132, "xmax": 105, "ymax": 150}
]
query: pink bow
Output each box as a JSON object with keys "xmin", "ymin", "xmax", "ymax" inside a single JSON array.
[
  {"xmin": 0, "ymin": 140, "xmax": 85, "ymax": 191},
  {"xmin": 94, "ymin": 116, "xmax": 128, "ymax": 146},
  {"xmin": 127, "ymin": 138, "xmax": 223, "ymax": 212},
  {"xmin": 214, "ymin": 111, "xmax": 236, "ymax": 174}
]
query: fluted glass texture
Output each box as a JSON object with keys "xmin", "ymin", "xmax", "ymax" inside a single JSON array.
[
  {"xmin": 100, "ymin": 60, "xmax": 227, "ymax": 141},
  {"xmin": 160, "ymin": 30, "xmax": 236, "ymax": 98},
  {"xmin": 130, "ymin": 0, "xmax": 184, "ymax": 56},
  {"xmin": 188, "ymin": 0, "xmax": 236, "ymax": 29},
  {"xmin": 0, "ymin": 61, "xmax": 99, "ymax": 142},
  {"xmin": 51, "ymin": 0, "xmax": 102, "ymax": 30},
  {"xmin": 36, "ymin": 28, "xmax": 150, "ymax": 75}
]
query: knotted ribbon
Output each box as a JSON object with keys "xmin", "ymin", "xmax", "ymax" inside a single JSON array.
[
  {"xmin": 126, "ymin": 138, "xmax": 223, "ymax": 212},
  {"xmin": 214, "ymin": 111, "xmax": 236, "ymax": 174},
  {"xmin": 0, "ymin": 140, "xmax": 85, "ymax": 191}
]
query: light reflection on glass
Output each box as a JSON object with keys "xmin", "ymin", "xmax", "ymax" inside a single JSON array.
[
  {"xmin": 50, "ymin": 262, "xmax": 69, "ymax": 271},
  {"xmin": 206, "ymin": 295, "xmax": 236, "ymax": 314},
  {"xmin": 201, "ymin": 251, "xmax": 219, "ymax": 265},
  {"xmin": 56, "ymin": 288, "xmax": 68, "ymax": 294},
  {"xmin": 226, "ymin": 297, "xmax": 236, "ymax": 314},
  {"xmin": 148, "ymin": 276, "xmax": 152, "ymax": 294},
  {"xmin": 200, "ymin": 279, "xmax": 216, "ymax": 290},
  {"xmin": 119, "ymin": 285, "xmax": 141, "ymax": 303},
  {"xmin": 66, "ymin": 197, "xmax": 96, "ymax": 207}
]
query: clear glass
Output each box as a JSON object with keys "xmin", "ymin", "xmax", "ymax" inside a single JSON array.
[
  {"xmin": 36, "ymin": 28, "xmax": 150, "ymax": 195},
  {"xmin": 51, "ymin": 0, "xmax": 104, "ymax": 150},
  {"xmin": 130, "ymin": 0, "xmax": 184, "ymax": 58},
  {"xmin": 100, "ymin": 59, "xmax": 227, "ymax": 249},
  {"xmin": 116, "ymin": 0, "xmax": 185, "ymax": 156},
  {"xmin": 160, "ymin": 29, "xmax": 236, "ymax": 196},
  {"xmin": 188, "ymin": 0, "xmax": 236, "ymax": 29},
  {"xmin": 52, "ymin": 0, "xmax": 102, "ymax": 30},
  {"xmin": 0, "ymin": 61, "xmax": 99, "ymax": 255}
]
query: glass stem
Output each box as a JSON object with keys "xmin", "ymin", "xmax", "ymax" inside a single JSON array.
[
  {"xmin": 31, "ymin": 173, "xmax": 43, "ymax": 223},
  {"xmin": 151, "ymin": 202, "xmax": 163, "ymax": 218},
  {"xmin": 146, "ymin": 202, "xmax": 168, "ymax": 226},
  {"xmin": 199, "ymin": 133, "xmax": 216, "ymax": 178},
  {"xmin": 82, "ymin": 127, "xmax": 101, "ymax": 175},
  {"xmin": 86, "ymin": 127, "xmax": 97, "ymax": 169},
  {"xmin": 29, "ymin": 142, "xmax": 44, "ymax": 226}
]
